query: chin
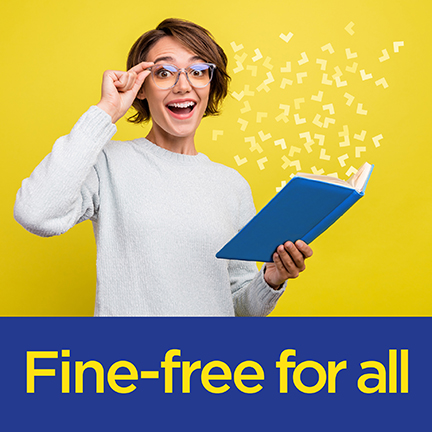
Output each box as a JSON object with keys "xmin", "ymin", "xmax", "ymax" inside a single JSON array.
[
  {"xmin": 163, "ymin": 116, "xmax": 203, "ymax": 138},
  {"xmin": 149, "ymin": 103, "xmax": 207, "ymax": 141},
  {"xmin": 167, "ymin": 125, "xmax": 198, "ymax": 138}
]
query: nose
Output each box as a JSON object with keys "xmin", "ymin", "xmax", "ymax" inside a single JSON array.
[{"xmin": 173, "ymin": 70, "xmax": 192, "ymax": 93}]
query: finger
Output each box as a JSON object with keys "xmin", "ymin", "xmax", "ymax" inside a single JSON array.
[
  {"xmin": 113, "ymin": 71, "xmax": 128, "ymax": 88},
  {"xmin": 295, "ymin": 240, "xmax": 313, "ymax": 258},
  {"xmin": 125, "ymin": 71, "xmax": 137, "ymax": 91},
  {"xmin": 115, "ymin": 71, "xmax": 136, "ymax": 91},
  {"xmin": 276, "ymin": 244, "xmax": 299, "ymax": 277},
  {"xmin": 128, "ymin": 61, "xmax": 155, "ymax": 74},
  {"xmin": 134, "ymin": 69, "xmax": 151, "ymax": 87},
  {"xmin": 273, "ymin": 251, "xmax": 289, "ymax": 279},
  {"xmin": 116, "ymin": 72, "xmax": 131, "ymax": 90},
  {"xmin": 128, "ymin": 70, "xmax": 151, "ymax": 97},
  {"xmin": 284, "ymin": 241, "xmax": 305, "ymax": 270},
  {"xmin": 101, "ymin": 70, "xmax": 124, "ymax": 90}
]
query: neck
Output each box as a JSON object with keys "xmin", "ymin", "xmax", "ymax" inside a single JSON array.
[{"xmin": 146, "ymin": 126, "xmax": 198, "ymax": 156}]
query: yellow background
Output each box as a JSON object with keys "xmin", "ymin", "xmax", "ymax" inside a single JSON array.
[{"xmin": 1, "ymin": 0, "xmax": 431, "ymax": 316}]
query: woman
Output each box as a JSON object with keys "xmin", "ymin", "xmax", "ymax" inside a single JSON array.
[{"xmin": 14, "ymin": 18, "xmax": 313, "ymax": 316}]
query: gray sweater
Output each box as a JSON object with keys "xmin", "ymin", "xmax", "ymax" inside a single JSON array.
[{"xmin": 14, "ymin": 106, "xmax": 286, "ymax": 316}]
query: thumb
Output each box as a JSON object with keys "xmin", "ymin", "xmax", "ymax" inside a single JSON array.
[
  {"xmin": 132, "ymin": 70, "xmax": 151, "ymax": 95},
  {"xmin": 136, "ymin": 69, "xmax": 151, "ymax": 85}
]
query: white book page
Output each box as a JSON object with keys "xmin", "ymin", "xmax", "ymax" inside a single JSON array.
[
  {"xmin": 296, "ymin": 162, "xmax": 372, "ymax": 192},
  {"xmin": 347, "ymin": 162, "xmax": 372, "ymax": 192}
]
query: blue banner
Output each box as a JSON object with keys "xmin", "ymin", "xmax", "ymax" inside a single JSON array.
[{"xmin": 0, "ymin": 318, "xmax": 429, "ymax": 430}]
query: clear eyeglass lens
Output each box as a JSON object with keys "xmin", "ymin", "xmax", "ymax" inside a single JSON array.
[{"xmin": 152, "ymin": 64, "xmax": 212, "ymax": 89}]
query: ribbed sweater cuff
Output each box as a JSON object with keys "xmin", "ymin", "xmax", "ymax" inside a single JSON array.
[
  {"xmin": 259, "ymin": 265, "xmax": 287, "ymax": 296},
  {"xmin": 261, "ymin": 265, "xmax": 288, "ymax": 293},
  {"xmin": 70, "ymin": 105, "xmax": 117, "ymax": 149}
]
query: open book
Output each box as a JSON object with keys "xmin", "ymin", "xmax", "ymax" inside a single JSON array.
[{"xmin": 216, "ymin": 162, "xmax": 374, "ymax": 262}]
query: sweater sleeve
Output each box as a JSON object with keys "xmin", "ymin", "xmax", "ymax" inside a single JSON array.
[
  {"xmin": 14, "ymin": 106, "xmax": 117, "ymax": 237},
  {"xmin": 229, "ymin": 177, "xmax": 287, "ymax": 317}
]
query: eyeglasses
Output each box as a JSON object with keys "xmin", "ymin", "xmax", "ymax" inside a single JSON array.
[{"xmin": 147, "ymin": 63, "xmax": 216, "ymax": 89}]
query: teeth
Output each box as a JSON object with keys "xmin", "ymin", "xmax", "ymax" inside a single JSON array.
[{"xmin": 167, "ymin": 101, "xmax": 196, "ymax": 108}]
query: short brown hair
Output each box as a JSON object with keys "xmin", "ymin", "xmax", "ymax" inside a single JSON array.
[{"xmin": 126, "ymin": 18, "xmax": 231, "ymax": 124}]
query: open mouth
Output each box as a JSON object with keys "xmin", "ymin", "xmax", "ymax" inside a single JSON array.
[{"xmin": 166, "ymin": 101, "xmax": 197, "ymax": 115}]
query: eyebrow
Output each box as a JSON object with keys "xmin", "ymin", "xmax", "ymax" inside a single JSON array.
[{"xmin": 153, "ymin": 55, "xmax": 204, "ymax": 64}]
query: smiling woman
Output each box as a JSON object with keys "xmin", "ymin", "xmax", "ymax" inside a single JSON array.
[
  {"xmin": 13, "ymin": 18, "xmax": 313, "ymax": 316},
  {"xmin": 130, "ymin": 36, "xmax": 214, "ymax": 151},
  {"xmin": 126, "ymin": 19, "xmax": 229, "ymax": 124}
]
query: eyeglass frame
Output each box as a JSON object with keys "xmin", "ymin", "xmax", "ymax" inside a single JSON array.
[{"xmin": 146, "ymin": 62, "xmax": 217, "ymax": 89}]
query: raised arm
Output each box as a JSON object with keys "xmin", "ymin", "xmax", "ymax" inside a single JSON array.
[
  {"xmin": 14, "ymin": 62, "xmax": 153, "ymax": 236},
  {"xmin": 14, "ymin": 107, "xmax": 116, "ymax": 236}
]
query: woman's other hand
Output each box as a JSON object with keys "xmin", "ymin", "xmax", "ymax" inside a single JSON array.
[
  {"xmin": 264, "ymin": 240, "xmax": 313, "ymax": 289},
  {"xmin": 96, "ymin": 61, "xmax": 154, "ymax": 123}
]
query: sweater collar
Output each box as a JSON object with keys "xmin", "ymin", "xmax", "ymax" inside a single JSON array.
[{"xmin": 137, "ymin": 138, "xmax": 210, "ymax": 165}]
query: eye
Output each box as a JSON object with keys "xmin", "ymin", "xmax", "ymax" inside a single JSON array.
[
  {"xmin": 190, "ymin": 69, "xmax": 204, "ymax": 77},
  {"xmin": 156, "ymin": 68, "xmax": 174, "ymax": 79},
  {"xmin": 189, "ymin": 65, "xmax": 209, "ymax": 78}
]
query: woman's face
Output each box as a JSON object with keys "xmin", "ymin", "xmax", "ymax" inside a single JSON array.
[{"xmin": 137, "ymin": 36, "xmax": 211, "ymax": 140}]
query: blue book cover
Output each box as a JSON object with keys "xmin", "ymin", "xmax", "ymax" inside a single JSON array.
[{"xmin": 216, "ymin": 163, "xmax": 374, "ymax": 262}]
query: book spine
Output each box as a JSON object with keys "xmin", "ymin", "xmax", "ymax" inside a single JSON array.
[{"xmin": 302, "ymin": 190, "xmax": 363, "ymax": 244}]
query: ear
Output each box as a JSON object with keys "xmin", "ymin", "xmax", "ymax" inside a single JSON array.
[
  {"xmin": 136, "ymin": 76, "xmax": 149, "ymax": 100},
  {"xmin": 136, "ymin": 85, "xmax": 146, "ymax": 100}
]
